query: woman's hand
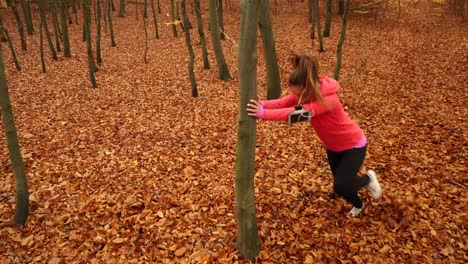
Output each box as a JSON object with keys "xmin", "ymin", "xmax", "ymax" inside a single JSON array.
[{"xmin": 247, "ymin": 100, "xmax": 264, "ymax": 118}]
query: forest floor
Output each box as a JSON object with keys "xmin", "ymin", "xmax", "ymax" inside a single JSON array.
[{"xmin": 0, "ymin": 0, "xmax": 467, "ymax": 263}]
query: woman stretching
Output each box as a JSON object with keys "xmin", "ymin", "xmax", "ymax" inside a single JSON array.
[{"xmin": 247, "ymin": 54, "xmax": 382, "ymax": 217}]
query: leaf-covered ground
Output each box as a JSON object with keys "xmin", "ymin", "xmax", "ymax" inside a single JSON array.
[{"xmin": 0, "ymin": 1, "xmax": 466, "ymax": 263}]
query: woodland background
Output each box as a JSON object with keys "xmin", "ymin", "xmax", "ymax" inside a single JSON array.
[{"xmin": 0, "ymin": 0, "xmax": 467, "ymax": 263}]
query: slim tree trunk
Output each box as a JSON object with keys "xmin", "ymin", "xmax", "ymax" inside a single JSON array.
[
  {"xmin": 235, "ymin": 0, "xmax": 259, "ymax": 261},
  {"xmin": 72, "ymin": 0, "xmax": 79, "ymax": 24},
  {"xmin": 157, "ymin": 0, "xmax": 161, "ymax": 13},
  {"xmin": 50, "ymin": 0, "xmax": 62, "ymax": 53},
  {"xmin": 310, "ymin": 0, "xmax": 315, "ymax": 39},
  {"xmin": 0, "ymin": 14, "xmax": 21, "ymax": 71},
  {"xmin": 0, "ymin": 42, "xmax": 29, "ymax": 225},
  {"xmin": 108, "ymin": 0, "xmax": 117, "ymax": 46},
  {"xmin": 182, "ymin": 0, "xmax": 198, "ymax": 97},
  {"xmin": 39, "ymin": 20, "xmax": 46, "ymax": 72},
  {"xmin": 83, "ymin": 0, "xmax": 98, "ymax": 87},
  {"xmin": 143, "ymin": 0, "xmax": 148, "ymax": 63},
  {"xmin": 20, "ymin": 0, "xmax": 34, "ymax": 35},
  {"xmin": 209, "ymin": 0, "xmax": 231, "ymax": 81},
  {"xmin": 150, "ymin": 0, "xmax": 159, "ymax": 39},
  {"xmin": 315, "ymin": 0, "xmax": 325, "ymax": 52},
  {"xmin": 258, "ymin": 0, "xmax": 280, "ymax": 99},
  {"xmin": 334, "ymin": 0, "xmax": 351, "ymax": 80},
  {"xmin": 59, "ymin": 0, "xmax": 71, "ymax": 57},
  {"xmin": 39, "ymin": 0, "xmax": 58, "ymax": 60},
  {"xmin": 143, "ymin": 0, "xmax": 148, "ymax": 18},
  {"xmin": 96, "ymin": 0, "xmax": 102, "ymax": 64},
  {"xmin": 11, "ymin": 0, "xmax": 27, "ymax": 51},
  {"xmin": 218, "ymin": 0, "xmax": 225, "ymax": 40},
  {"xmin": 323, "ymin": 0, "xmax": 332, "ymax": 37},
  {"xmin": 194, "ymin": 0, "xmax": 209, "ymax": 69},
  {"xmin": 118, "ymin": 0, "xmax": 125, "ymax": 17},
  {"xmin": 170, "ymin": 0, "xmax": 178, "ymax": 37}
]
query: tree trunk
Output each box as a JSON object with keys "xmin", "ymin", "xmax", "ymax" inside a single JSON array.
[
  {"xmin": 39, "ymin": 0, "xmax": 58, "ymax": 60},
  {"xmin": 143, "ymin": 0, "xmax": 148, "ymax": 63},
  {"xmin": 338, "ymin": 0, "xmax": 345, "ymax": 15},
  {"xmin": 315, "ymin": 0, "xmax": 325, "ymax": 52},
  {"xmin": 209, "ymin": 0, "xmax": 231, "ymax": 81},
  {"xmin": 108, "ymin": 0, "xmax": 117, "ymax": 46},
  {"xmin": 218, "ymin": 0, "xmax": 225, "ymax": 40},
  {"xmin": 235, "ymin": 0, "xmax": 259, "ymax": 261},
  {"xmin": 182, "ymin": 0, "xmax": 198, "ymax": 97},
  {"xmin": 157, "ymin": 0, "xmax": 161, "ymax": 13},
  {"xmin": 39, "ymin": 20, "xmax": 46, "ymax": 72},
  {"xmin": 258, "ymin": 0, "xmax": 280, "ymax": 100},
  {"xmin": 0, "ymin": 42, "xmax": 29, "ymax": 225},
  {"xmin": 310, "ymin": 0, "xmax": 315, "ymax": 39},
  {"xmin": 83, "ymin": 0, "xmax": 98, "ymax": 87},
  {"xmin": 96, "ymin": 0, "xmax": 102, "ymax": 65},
  {"xmin": 143, "ymin": 0, "xmax": 148, "ymax": 18},
  {"xmin": 20, "ymin": 0, "xmax": 34, "ymax": 35},
  {"xmin": 150, "ymin": 0, "xmax": 159, "ymax": 39},
  {"xmin": 50, "ymin": 0, "xmax": 62, "ymax": 53},
  {"xmin": 0, "ymin": 14, "xmax": 21, "ymax": 71},
  {"xmin": 59, "ymin": 0, "xmax": 71, "ymax": 57},
  {"xmin": 194, "ymin": 0, "xmax": 209, "ymax": 69},
  {"xmin": 11, "ymin": 0, "xmax": 27, "ymax": 51},
  {"xmin": 334, "ymin": 0, "xmax": 351, "ymax": 80},
  {"xmin": 323, "ymin": 0, "xmax": 332, "ymax": 37},
  {"xmin": 170, "ymin": 0, "xmax": 178, "ymax": 37},
  {"xmin": 118, "ymin": 0, "xmax": 125, "ymax": 17}
]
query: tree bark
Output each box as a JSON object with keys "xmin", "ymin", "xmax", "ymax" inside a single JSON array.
[
  {"xmin": 96, "ymin": 0, "xmax": 102, "ymax": 64},
  {"xmin": 194, "ymin": 0, "xmax": 209, "ymax": 69},
  {"xmin": 50, "ymin": 0, "xmax": 62, "ymax": 53},
  {"xmin": 170, "ymin": 0, "xmax": 178, "ymax": 37},
  {"xmin": 118, "ymin": 0, "xmax": 125, "ymax": 17},
  {"xmin": 11, "ymin": 0, "xmax": 27, "ymax": 51},
  {"xmin": 39, "ymin": 20, "xmax": 46, "ymax": 72},
  {"xmin": 59, "ymin": 0, "xmax": 71, "ymax": 57},
  {"xmin": 323, "ymin": 0, "xmax": 332, "ymax": 37},
  {"xmin": 108, "ymin": 0, "xmax": 117, "ymax": 46},
  {"xmin": 0, "ymin": 14, "xmax": 21, "ymax": 71},
  {"xmin": 235, "ymin": 0, "xmax": 259, "ymax": 261},
  {"xmin": 150, "ymin": 0, "xmax": 159, "ymax": 39},
  {"xmin": 209, "ymin": 0, "xmax": 231, "ymax": 81},
  {"xmin": 83, "ymin": 0, "xmax": 98, "ymax": 87},
  {"xmin": 20, "ymin": 0, "xmax": 34, "ymax": 35},
  {"xmin": 218, "ymin": 0, "xmax": 225, "ymax": 40},
  {"xmin": 39, "ymin": 0, "xmax": 58, "ymax": 60},
  {"xmin": 182, "ymin": 0, "xmax": 198, "ymax": 97},
  {"xmin": 334, "ymin": 0, "xmax": 351, "ymax": 80},
  {"xmin": 258, "ymin": 0, "xmax": 280, "ymax": 99},
  {"xmin": 314, "ymin": 0, "xmax": 325, "ymax": 52},
  {"xmin": 0, "ymin": 42, "xmax": 29, "ymax": 225}
]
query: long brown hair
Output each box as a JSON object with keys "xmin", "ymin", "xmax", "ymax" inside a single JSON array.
[{"xmin": 288, "ymin": 54, "xmax": 326, "ymax": 105}]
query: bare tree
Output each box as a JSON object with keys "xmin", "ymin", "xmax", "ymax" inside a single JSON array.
[
  {"xmin": 209, "ymin": 0, "xmax": 231, "ymax": 80},
  {"xmin": 181, "ymin": 0, "xmax": 198, "ymax": 97},
  {"xmin": 235, "ymin": 0, "xmax": 260, "ymax": 261},
  {"xmin": 0, "ymin": 43, "xmax": 29, "ymax": 225}
]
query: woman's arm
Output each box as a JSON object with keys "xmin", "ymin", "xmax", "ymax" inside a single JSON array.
[{"xmin": 261, "ymin": 94, "xmax": 298, "ymax": 109}]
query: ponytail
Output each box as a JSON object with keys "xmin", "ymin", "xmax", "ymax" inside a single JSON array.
[{"xmin": 288, "ymin": 54, "xmax": 327, "ymax": 106}]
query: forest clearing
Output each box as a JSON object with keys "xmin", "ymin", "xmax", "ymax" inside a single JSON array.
[{"xmin": 0, "ymin": 0, "xmax": 467, "ymax": 263}]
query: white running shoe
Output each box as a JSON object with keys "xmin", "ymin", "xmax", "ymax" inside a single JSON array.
[
  {"xmin": 349, "ymin": 204, "xmax": 364, "ymax": 217},
  {"xmin": 366, "ymin": 170, "xmax": 382, "ymax": 199}
]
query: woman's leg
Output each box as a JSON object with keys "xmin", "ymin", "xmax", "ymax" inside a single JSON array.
[
  {"xmin": 331, "ymin": 146, "xmax": 369, "ymax": 208},
  {"xmin": 326, "ymin": 149, "xmax": 342, "ymax": 177}
]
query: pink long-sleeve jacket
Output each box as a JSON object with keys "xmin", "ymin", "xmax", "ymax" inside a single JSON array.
[{"xmin": 261, "ymin": 77, "xmax": 364, "ymax": 152}]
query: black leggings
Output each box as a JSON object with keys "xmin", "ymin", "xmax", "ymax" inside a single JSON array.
[{"xmin": 326, "ymin": 146, "xmax": 370, "ymax": 208}]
